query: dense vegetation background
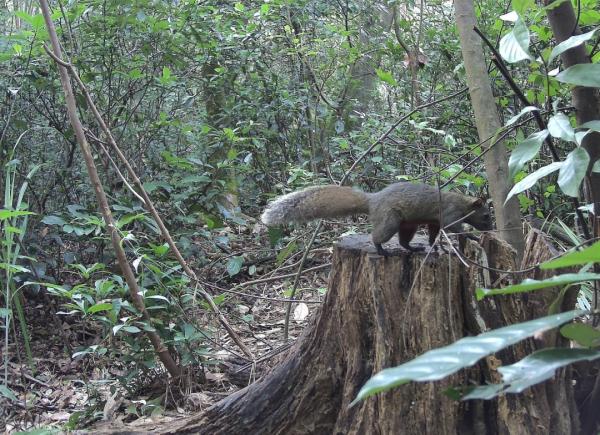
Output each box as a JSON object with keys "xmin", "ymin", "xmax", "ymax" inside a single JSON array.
[{"xmin": 2, "ymin": 0, "xmax": 600, "ymax": 431}]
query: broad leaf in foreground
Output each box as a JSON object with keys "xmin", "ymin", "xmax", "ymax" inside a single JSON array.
[
  {"xmin": 541, "ymin": 240, "xmax": 600, "ymax": 269},
  {"xmin": 548, "ymin": 29, "xmax": 597, "ymax": 64},
  {"xmin": 557, "ymin": 147, "xmax": 589, "ymax": 197},
  {"xmin": 556, "ymin": 63, "xmax": 600, "ymax": 88},
  {"xmin": 508, "ymin": 130, "xmax": 548, "ymax": 179},
  {"xmin": 505, "ymin": 162, "xmax": 562, "ymax": 203},
  {"xmin": 547, "ymin": 113, "xmax": 576, "ymax": 142},
  {"xmin": 351, "ymin": 310, "xmax": 585, "ymax": 405},
  {"xmin": 499, "ymin": 17, "xmax": 534, "ymax": 63},
  {"xmin": 476, "ymin": 273, "xmax": 600, "ymax": 300},
  {"xmin": 463, "ymin": 348, "xmax": 600, "ymax": 399}
]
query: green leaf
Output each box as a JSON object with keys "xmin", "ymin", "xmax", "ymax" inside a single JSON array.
[
  {"xmin": 549, "ymin": 29, "xmax": 597, "ymax": 63},
  {"xmin": 41, "ymin": 215, "xmax": 67, "ymax": 225},
  {"xmin": 151, "ymin": 243, "xmax": 170, "ymax": 256},
  {"xmin": 505, "ymin": 162, "xmax": 562, "ymax": 203},
  {"xmin": 276, "ymin": 241, "xmax": 297, "ymax": 266},
  {"xmin": 375, "ymin": 69, "xmax": 398, "ymax": 86},
  {"xmin": 543, "ymin": 0, "xmax": 570, "ymax": 11},
  {"xmin": 226, "ymin": 256, "xmax": 244, "ymax": 277},
  {"xmin": 541, "ymin": 240, "xmax": 600, "ymax": 269},
  {"xmin": 0, "ymin": 209, "xmax": 33, "ymax": 220},
  {"xmin": 560, "ymin": 323, "xmax": 600, "ymax": 347},
  {"xmin": 547, "ymin": 113, "xmax": 576, "ymax": 142},
  {"xmin": 464, "ymin": 348, "xmax": 600, "ymax": 399},
  {"xmin": 556, "ymin": 64, "xmax": 600, "ymax": 88},
  {"xmin": 558, "ymin": 147, "xmax": 589, "ymax": 197},
  {"xmin": 511, "ymin": 0, "xmax": 534, "ymax": 14},
  {"xmin": 87, "ymin": 302, "xmax": 113, "ymax": 314},
  {"xmin": 476, "ymin": 273, "xmax": 600, "ymax": 300},
  {"xmin": 506, "ymin": 106, "xmax": 540, "ymax": 126},
  {"xmin": 351, "ymin": 310, "xmax": 585, "ymax": 405},
  {"xmin": 580, "ymin": 120, "xmax": 600, "ymax": 132},
  {"xmin": 499, "ymin": 18, "xmax": 534, "ymax": 63},
  {"xmin": 508, "ymin": 130, "xmax": 548, "ymax": 179},
  {"xmin": 0, "ymin": 385, "xmax": 18, "ymax": 401},
  {"xmin": 116, "ymin": 213, "xmax": 145, "ymax": 228}
]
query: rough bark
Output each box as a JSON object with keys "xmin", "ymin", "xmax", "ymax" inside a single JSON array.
[
  {"xmin": 144, "ymin": 232, "xmax": 576, "ymax": 435},
  {"xmin": 454, "ymin": 0, "xmax": 525, "ymax": 262}
]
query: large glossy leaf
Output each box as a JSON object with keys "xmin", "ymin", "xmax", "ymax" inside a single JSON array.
[
  {"xmin": 463, "ymin": 348, "xmax": 600, "ymax": 399},
  {"xmin": 506, "ymin": 106, "xmax": 540, "ymax": 126},
  {"xmin": 548, "ymin": 29, "xmax": 597, "ymax": 63},
  {"xmin": 499, "ymin": 18, "xmax": 534, "ymax": 63},
  {"xmin": 547, "ymin": 113, "xmax": 576, "ymax": 142},
  {"xmin": 557, "ymin": 147, "xmax": 589, "ymax": 197},
  {"xmin": 476, "ymin": 273, "xmax": 600, "ymax": 300},
  {"xmin": 580, "ymin": 120, "xmax": 600, "ymax": 132},
  {"xmin": 508, "ymin": 130, "xmax": 548, "ymax": 179},
  {"xmin": 556, "ymin": 64, "xmax": 600, "ymax": 88},
  {"xmin": 505, "ymin": 162, "xmax": 562, "ymax": 203},
  {"xmin": 541, "ymin": 241, "xmax": 600, "ymax": 269},
  {"xmin": 351, "ymin": 310, "xmax": 585, "ymax": 404}
]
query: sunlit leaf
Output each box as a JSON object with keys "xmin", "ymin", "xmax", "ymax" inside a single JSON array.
[
  {"xmin": 508, "ymin": 130, "xmax": 548, "ymax": 179},
  {"xmin": 351, "ymin": 310, "xmax": 585, "ymax": 405},
  {"xmin": 87, "ymin": 302, "xmax": 113, "ymax": 314},
  {"xmin": 541, "ymin": 241, "xmax": 600, "ymax": 269},
  {"xmin": 548, "ymin": 29, "xmax": 597, "ymax": 63},
  {"xmin": 557, "ymin": 147, "xmax": 589, "ymax": 197},
  {"xmin": 556, "ymin": 64, "xmax": 600, "ymax": 88},
  {"xmin": 499, "ymin": 18, "xmax": 534, "ymax": 63},
  {"xmin": 547, "ymin": 113, "xmax": 576, "ymax": 142},
  {"xmin": 505, "ymin": 162, "xmax": 562, "ymax": 203},
  {"xmin": 0, "ymin": 209, "xmax": 33, "ymax": 220},
  {"xmin": 506, "ymin": 106, "xmax": 539, "ymax": 126},
  {"xmin": 375, "ymin": 68, "xmax": 398, "ymax": 86},
  {"xmin": 476, "ymin": 273, "xmax": 600, "ymax": 300},
  {"xmin": 464, "ymin": 348, "xmax": 600, "ymax": 399}
]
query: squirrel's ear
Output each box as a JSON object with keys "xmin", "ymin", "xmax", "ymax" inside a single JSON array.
[{"xmin": 472, "ymin": 197, "xmax": 486, "ymax": 208}]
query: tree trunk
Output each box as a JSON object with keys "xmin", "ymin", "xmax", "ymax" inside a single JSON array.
[
  {"xmin": 544, "ymin": 0, "xmax": 600, "ymax": 237},
  {"xmin": 155, "ymin": 233, "xmax": 578, "ymax": 435},
  {"xmin": 454, "ymin": 0, "xmax": 525, "ymax": 262}
]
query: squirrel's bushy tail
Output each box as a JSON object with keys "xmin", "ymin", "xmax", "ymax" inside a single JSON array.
[{"xmin": 261, "ymin": 185, "xmax": 370, "ymax": 225}]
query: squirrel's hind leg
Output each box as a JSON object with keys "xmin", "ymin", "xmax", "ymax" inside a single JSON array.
[{"xmin": 398, "ymin": 224, "xmax": 422, "ymax": 251}]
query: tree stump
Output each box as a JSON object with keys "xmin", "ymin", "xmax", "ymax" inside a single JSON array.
[{"xmin": 156, "ymin": 232, "xmax": 578, "ymax": 434}]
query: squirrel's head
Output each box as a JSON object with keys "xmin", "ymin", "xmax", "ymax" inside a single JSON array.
[{"xmin": 465, "ymin": 197, "xmax": 493, "ymax": 231}]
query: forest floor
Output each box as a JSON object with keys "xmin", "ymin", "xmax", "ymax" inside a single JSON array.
[{"xmin": 1, "ymin": 223, "xmax": 342, "ymax": 433}]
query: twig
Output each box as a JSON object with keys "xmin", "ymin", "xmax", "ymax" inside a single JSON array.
[
  {"xmin": 43, "ymin": 45, "xmax": 254, "ymax": 360},
  {"xmin": 40, "ymin": 0, "xmax": 181, "ymax": 377}
]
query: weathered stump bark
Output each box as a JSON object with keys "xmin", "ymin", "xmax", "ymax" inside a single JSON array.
[{"xmin": 159, "ymin": 232, "xmax": 579, "ymax": 435}]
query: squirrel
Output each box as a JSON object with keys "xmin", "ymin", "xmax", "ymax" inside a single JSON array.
[{"xmin": 261, "ymin": 182, "xmax": 493, "ymax": 255}]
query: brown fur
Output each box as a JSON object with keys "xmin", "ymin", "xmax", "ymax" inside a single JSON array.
[{"xmin": 261, "ymin": 183, "xmax": 493, "ymax": 255}]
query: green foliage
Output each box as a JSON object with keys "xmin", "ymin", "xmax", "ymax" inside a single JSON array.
[
  {"xmin": 352, "ymin": 310, "xmax": 585, "ymax": 404},
  {"xmin": 463, "ymin": 348, "xmax": 600, "ymax": 399},
  {"xmin": 1, "ymin": 0, "xmax": 599, "ymax": 415},
  {"xmin": 541, "ymin": 241, "xmax": 600, "ymax": 269},
  {"xmin": 476, "ymin": 273, "xmax": 600, "ymax": 300}
]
